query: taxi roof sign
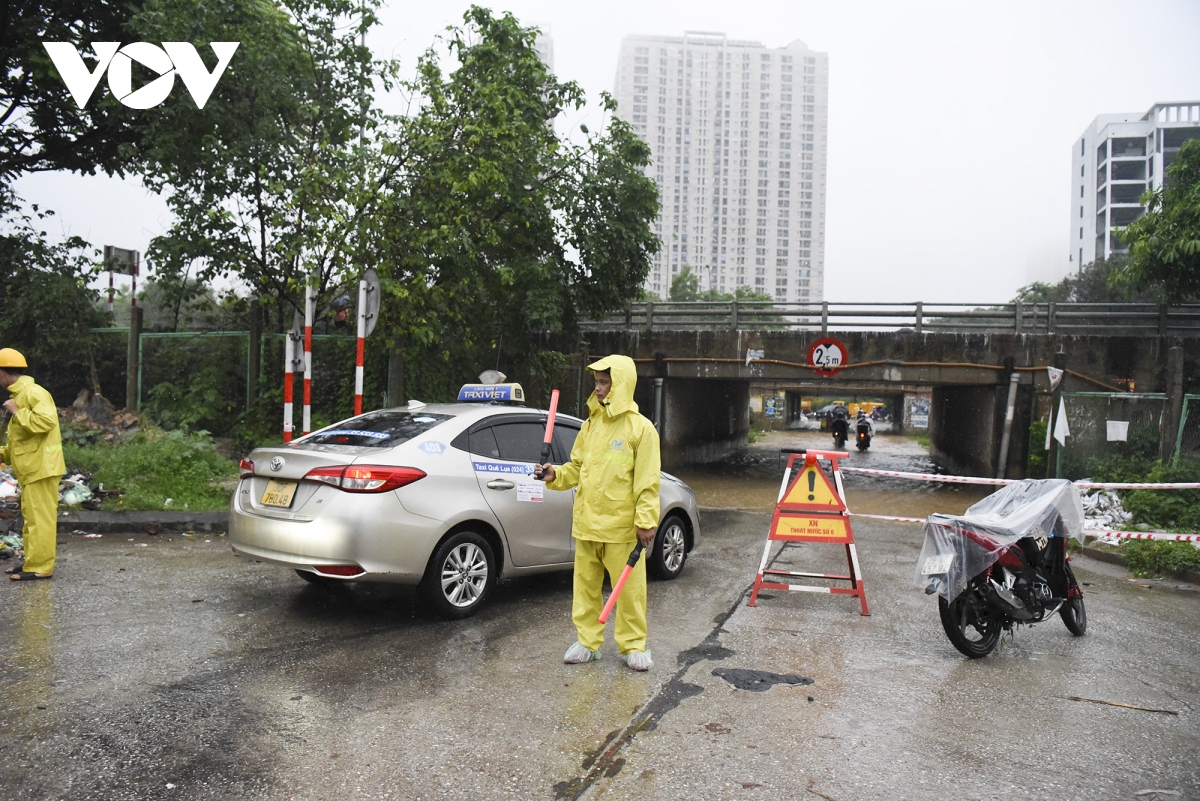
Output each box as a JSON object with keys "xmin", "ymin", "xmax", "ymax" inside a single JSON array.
[{"xmin": 458, "ymin": 383, "xmax": 525, "ymax": 403}]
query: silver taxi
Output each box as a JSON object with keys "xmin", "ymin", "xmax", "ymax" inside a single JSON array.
[{"xmin": 229, "ymin": 384, "xmax": 700, "ymax": 618}]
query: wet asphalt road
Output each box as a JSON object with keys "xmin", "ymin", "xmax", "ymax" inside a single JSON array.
[{"xmin": 0, "ymin": 503, "xmax": 1197, "ymax": 799}]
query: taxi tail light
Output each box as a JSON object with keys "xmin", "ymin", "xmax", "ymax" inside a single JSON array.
[
  {"xmin": 302, "ymin": 465, "xmax": 426, "ymax": 493},
  {"xmin": 313, "ymin": 564, "xmax": 364, "ymax": 577},
  {"xmin": 304, "ymin": 466, "xmax": 344, "ymax": 488},
  {"xmin": 239, "ymin": 458, "xmax": 255, "ymax": 477},
  {"xmin": 341, "ymin": 465, "xmax": 426, "ymax": 492}
]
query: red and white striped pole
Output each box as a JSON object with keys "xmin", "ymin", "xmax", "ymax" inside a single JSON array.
[
  {"xmin": 354, "ymin": 278, "xmax": 366, "ymax": 416},
  {"xmin": 303, "ymin": 282, "xmax": 314, "ymax": 435},
  {"xmin": 283, "ymin": 331, "xmax": 295, "ymax": 442}
]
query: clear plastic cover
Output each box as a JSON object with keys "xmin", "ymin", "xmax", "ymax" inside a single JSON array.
[{"xmin": 914, "ymin": 479, "xmax": 1085, "ymax": 602}]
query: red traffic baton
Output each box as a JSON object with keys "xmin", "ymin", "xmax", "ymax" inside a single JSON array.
[
  {"xmin": 540, "ymin": 389, "xmax": 560, "ymax": 466},
  {"xmin": 598, "ymin": 542, "xmax": 644, "ymax": 624}
]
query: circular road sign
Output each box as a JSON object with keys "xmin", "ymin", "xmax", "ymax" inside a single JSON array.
[{"xmin": 808, "ymin": 337, "xmax": 848, "ymax": 377}]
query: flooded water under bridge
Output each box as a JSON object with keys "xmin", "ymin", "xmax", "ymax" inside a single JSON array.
[{"xmin": 673, "ymin": 429, "xmax": 993, "ymax": 520}]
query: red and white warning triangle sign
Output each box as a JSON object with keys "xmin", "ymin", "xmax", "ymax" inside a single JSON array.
[{"xmin": 779, "ymin": 461, "xmax": 846, "ymax": 512}]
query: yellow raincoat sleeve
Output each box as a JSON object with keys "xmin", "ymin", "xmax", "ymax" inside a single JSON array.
[
  {"xmin": 632, "ymin": 418, "xmax": 661, "ymax": 531},
  {"xmin": 3, "ymin": 377, "xmax": 65, "ymax": 485},
  {"xmin": 546, "ymin": 420, "xmax": 587, "ymax": 492},
  {"xmin": 14, "ymin": 390, "xmax": 58, "ymax": 435}
]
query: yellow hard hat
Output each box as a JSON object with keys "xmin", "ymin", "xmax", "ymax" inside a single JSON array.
[{"xmin": 0, "ymin": 348, "xmax": 28, "ymax": 368}]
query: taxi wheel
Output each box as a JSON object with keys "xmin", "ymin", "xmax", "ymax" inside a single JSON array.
[
  {"xmin": 648, "ymin": 514, "xmax": 688, "ymax": 580},
  {"xmin": 421, "ymin": 531, "xmax": 496, "ymax": 619}
]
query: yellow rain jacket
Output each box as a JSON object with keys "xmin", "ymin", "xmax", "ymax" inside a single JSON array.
[
  {"xmin": 0, "ymin": 375, "xmax": 65, "ymax": 485},
  {"xmin": 548, "ymin": 355, "xmax": 660, "ymax": 542}
]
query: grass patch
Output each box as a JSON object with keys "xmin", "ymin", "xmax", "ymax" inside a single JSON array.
[
  {"xmin": 1121, "ymin": 540, "xmax": 1200, "ymax": 578},
  {"xmin": 909, "ymin": 431, "xmax": 931, "ymax": 449},
  {"xmin": 748, "ymin": 428, "xmax": 768, "ymax": 444},
  {"xmin": 1087, "ymin": 458, "xmax": 1200, "ymax": 530},
  {"xmin": 63, "ymin": 429, "xmax": 238, "ymax": 512}
]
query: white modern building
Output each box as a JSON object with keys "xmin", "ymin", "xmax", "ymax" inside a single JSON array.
[
  {"xmin": 532, "ymin": 33, "xmax": 553, "ymax": 72},
  {"xmin": 1071, "ymin": 102, "xmax": 1200, "ymax": 268},
  {"xmin": 613, "ymin": 32, "xmax": 828, "ymax": 302}
]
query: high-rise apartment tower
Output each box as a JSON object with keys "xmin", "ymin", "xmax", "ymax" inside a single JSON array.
[
  {"xmin": 613, "ymin": 33, "xmax": 828, "ymax": 302},
  {"xmin": 1071, "ymin": 102, "xmax": 1200, "ymax": 268}
]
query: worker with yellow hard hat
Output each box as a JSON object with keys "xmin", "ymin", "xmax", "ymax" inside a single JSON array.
[{"xmin": 0, "ymin": 348, "xmax": 64, "ymax": 581}]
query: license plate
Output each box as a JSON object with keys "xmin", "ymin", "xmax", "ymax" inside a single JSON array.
[
  {"xmin": 921, "ymin": 554, "xmax": 955, "ymax": 575},
  {"xmin": 261, "ymin": 480, "xmax": 298, "ymax": 508}
]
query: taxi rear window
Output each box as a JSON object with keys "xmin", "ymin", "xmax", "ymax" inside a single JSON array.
[{"xmin": 299, "ymin": 411, "xmax": 451, "ymax": 448}]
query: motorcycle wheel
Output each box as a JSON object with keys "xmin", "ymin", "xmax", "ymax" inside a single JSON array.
[
  {"xmin": 833, "ymin": 435, "xmax": 846, "ymax": 449},
  {"xmin": 1060, "ymin": 563, "xmax": 1087, "ymax": 636},
  {"xmin": 938, "ymin": 591, "xmax": 1004, "ymax": 658}
]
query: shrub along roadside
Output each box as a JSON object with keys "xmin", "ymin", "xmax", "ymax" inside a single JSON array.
[
  {"xmin": 1087, "ymin": 457, "xmax": 1200, "ymax": 529},
  {"xmin": 1120, "ymin": 540, "xmax": 1200, "ymax": 579},
  {"xmin": 63, "ymin": 429, "xmax": 238, "ymax": 512},
  {"xmin": 1081, "ymin": 457, "xmax": 1200, "ymax": 579}
]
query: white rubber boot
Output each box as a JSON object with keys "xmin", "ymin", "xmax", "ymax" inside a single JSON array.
[{"xmin": 563, "ymin": 642, "xmax": 600, "ymax": 664}]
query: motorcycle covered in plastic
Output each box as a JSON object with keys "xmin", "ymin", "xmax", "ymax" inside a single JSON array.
[{"xmin": 914, "ymin": 479, "xmax": 1088, "ymax": 658}]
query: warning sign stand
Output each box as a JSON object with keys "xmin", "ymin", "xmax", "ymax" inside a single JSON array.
[{"xmin": 748, "ymin": 449, "xmax": 869, "ymax": 615}]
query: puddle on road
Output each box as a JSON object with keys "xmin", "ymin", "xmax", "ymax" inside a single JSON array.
[
  {"xmin": 711, "ymin": 667, "xmax": 815, "ymax": 692},
  {"xmin": 673, "ymin": 430, "xmax": 992, "ymax": 519}
]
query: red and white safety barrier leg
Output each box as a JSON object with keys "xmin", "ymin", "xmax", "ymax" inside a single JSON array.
[
  {"xmin": 303, "ymin": 282, "xmax": 314, "ymax": 435},
  {"xmin": 354, "ymin": 278, "xmax": 366, "ymax": 416},
  {"xmin": 283, "ymin": 331, "xmax": 295, "ymax": 442}
]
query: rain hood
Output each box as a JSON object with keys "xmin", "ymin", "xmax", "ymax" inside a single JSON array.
[{"xmin": 586, "ymin": 355, "xmax": 639, "ymax": 418}]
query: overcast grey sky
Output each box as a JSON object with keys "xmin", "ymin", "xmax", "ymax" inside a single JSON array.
[{"xmin": 15, "ymin": 0, "xmax": 1200, "ymax": 303}]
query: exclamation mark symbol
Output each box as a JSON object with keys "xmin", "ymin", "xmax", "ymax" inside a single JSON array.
[{"xmin": 807, "ymin": 470, "xmax": 816, "ymax": 501}]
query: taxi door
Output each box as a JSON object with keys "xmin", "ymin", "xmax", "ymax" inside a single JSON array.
[{"xmin": 467, "ymin": 417, "xmax": 575, "ymax": 567}]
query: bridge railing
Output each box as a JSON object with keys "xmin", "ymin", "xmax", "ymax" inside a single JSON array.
[{"xmin": 580, "ymin": 301, "xmax": 1200, "ymax": 336}]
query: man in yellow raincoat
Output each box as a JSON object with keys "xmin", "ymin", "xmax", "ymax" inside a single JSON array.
[
  {"xmin": 0, "ymin": 348, "xmax": 65, "ymax": 581},
  {"xmin": 536, "ymin": 355, "xmax": 660, "ymax": 671}
]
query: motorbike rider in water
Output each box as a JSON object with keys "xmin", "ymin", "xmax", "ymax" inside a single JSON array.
[
  {"xmin": 830, "ymin": 408, "xmax": 850, "ymax": 449},
  {"xmin": 855, "ymin": 410, "xmax": 875, "ymax": 451}
]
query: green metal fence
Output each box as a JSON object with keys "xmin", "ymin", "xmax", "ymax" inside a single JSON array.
[
  {"xmin": 1172, "ymin": 394, "xmax": 1200, "ymax": 464},
  {"xmin": 1056, "ymin": 392, "xmax": 1166, "ymax": 478},
  {"xmin": 82, "ymin": 328, "xmax": 392, "ymax": 438}
]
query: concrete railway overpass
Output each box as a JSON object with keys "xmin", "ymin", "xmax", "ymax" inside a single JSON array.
[{"xmin": 544, "ymin": 302, "xmax": 1200, "ymax": 477}]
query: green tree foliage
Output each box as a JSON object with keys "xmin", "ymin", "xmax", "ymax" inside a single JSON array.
[
  {"xmin": 1012, "ymin": 255, "xmax": 1161, "ymax": 304},
  {"xmin": 669, "ymin": 266, "xmax": 701, "ymax": 301},
  {"xmin": 139, "ymin": 0, "xmax": 395, "ymax": 334},
  {"xmin": 1116, "ymin": 138, "xmax": 1200, "ymax": 302},
  {"xmin": 4, "ymin": 3, "xmax": 661, "ymax": 419},
  {"xmin": 0, "ymin": 188, "xmax": 108, "ymax": 402},
  {"xmin": 0, "ymin": 1, "xmax": 148, "ymax": 184},
  {"xmin": 668, "ymin": 265, "xmax": 774, "ymax": 303},
  {"xmin": 371, "ymin": 7, "xmax": 659, "ymax": 399},
  {"xmin": 1012, "ymin": 281, "xmax": 1060, "ymax": 303}
]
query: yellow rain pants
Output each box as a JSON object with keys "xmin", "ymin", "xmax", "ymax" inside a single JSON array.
[
  {"xmin": 18, "ymin": 475, "xmax": 59, "ymax": 575},
  {"xmin": 572, "ymin": 539, "xmax": 647, "ymax": 654}
]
